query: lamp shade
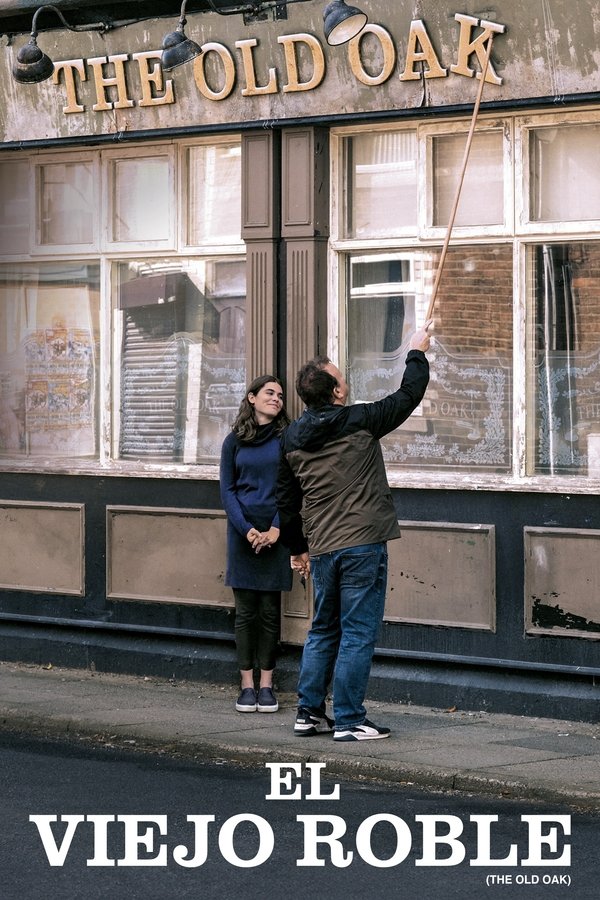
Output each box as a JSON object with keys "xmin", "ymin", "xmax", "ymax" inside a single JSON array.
[
  {"xmin": 323, "ymin": 0, "xmax": 367, "ymax": 46},
  {"xmin": 12, "ymin": 38, "xmax": 55, "ymax": 83},
  {"xmin": 161, "ymin": 29, "xmax": 203, "ymax": 71}
]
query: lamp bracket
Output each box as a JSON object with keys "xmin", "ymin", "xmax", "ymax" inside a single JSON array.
[{"xmin": 30, "ymin": 4, "xmax": 110, "ymax": 38}]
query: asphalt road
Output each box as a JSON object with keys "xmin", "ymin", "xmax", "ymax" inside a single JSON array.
[{"xmin": 0, "ymin": 732, "xmax": 598, "ymax": 900}]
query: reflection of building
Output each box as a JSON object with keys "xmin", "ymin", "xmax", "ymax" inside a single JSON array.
[{"xmin": 1, "ymin": 1, "xmax": 600, "ymax": 720}]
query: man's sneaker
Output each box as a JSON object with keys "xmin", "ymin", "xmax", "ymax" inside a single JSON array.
[
  {"xmin": 257, "ymin": 686, "xmax": 278, "ymax": 713},
  {"xmin": 333, "ymin": 719, "xmax": 391, "ymax": 741},
  {"xmin": 294, "ymin": 707, "xmax": 334, "ymax": 736},
  {"xmin": 235, "ymin": 687, "xmax": 257, "ymax": 712}
]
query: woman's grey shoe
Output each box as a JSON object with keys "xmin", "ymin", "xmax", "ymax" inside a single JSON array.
[
  {"xmin": 235, "ymin": 687, "xmax": 257, "ymax": 712},
  {"xmin": 257, "ymin": 686, "xmax": 279, "ymax": 712}
]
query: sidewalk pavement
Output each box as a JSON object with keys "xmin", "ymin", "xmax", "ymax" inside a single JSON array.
[{"xmin": 1, "ymin": 660, "xmax": 599, "ymax": 809}]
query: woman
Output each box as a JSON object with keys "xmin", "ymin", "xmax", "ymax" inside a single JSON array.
[{"xmin": 220, "ymin": 375, "xmax": 292, "ymax": 713}]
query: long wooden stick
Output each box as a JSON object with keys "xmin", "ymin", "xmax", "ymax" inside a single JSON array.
[{"xmin": 425, "ymin": 34, "xmax": 495, "ymax": 324}]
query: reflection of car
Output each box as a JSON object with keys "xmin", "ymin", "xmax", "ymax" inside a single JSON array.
[{"xmin": 205, "ymin": 383, "xmax": 245, "ymax": 413}]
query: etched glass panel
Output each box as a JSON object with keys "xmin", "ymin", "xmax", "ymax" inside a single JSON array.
[
  {"xmin": 433, "ymin": 131, "xmax": 504, "ymax": 227},
  {"xmin": 186, "ymin": 143, "xmax": 242, "ymax": 246},
  {"xmin": 39, "ymin": 161, "xmax": 94, "ymax": 245},
  {"xmin": 528, "ymin": 241, "xmax": 600, "ymax": 475},
  {"xmin": 530, "ymin": 124, "xmax": 600, "ymax": 222},
  {"xmin": 346, "ymin": 245, "xmax": 513, "ymax": 471},
  {"xmin": 0, "ymin": 262, "xmax": 100, "ymax": 458},
  {"xmin": 116, "ymin": 256, "xmax": 246, "ymax": 463},
  {"xmin": 343, "ymin": 131, "xmax": 418, "ymax": 238}
]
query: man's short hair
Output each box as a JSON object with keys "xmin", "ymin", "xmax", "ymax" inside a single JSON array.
[{"xmin": 296, "ymin": 355, "xmax": 337, "ymax": 408}]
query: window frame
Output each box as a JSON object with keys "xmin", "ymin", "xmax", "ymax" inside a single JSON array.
[
  {"xmin": 331, "ymin": 111, "xmax": 600, "ymax": 494},
  {"xmin": 31, "ymin": 151, "xmax": 101, "ymax": 254},
  {"xmin": 0, "ymin": 137, "xmax": 245, "ymax": 479},
  {"xmin": 178, "ymin": 136, "xmax": 245, "ymax": 253},
  {"xmin": 516, "ymin": 110, "xmax": 600, "ymax": 237},
  {"xmin": 420, "ymin": 117, "xmax": 514, "ymax": 239},
  {"xmin": 102, "ymin": 143, "xmax": 177, "ymax": 252}
]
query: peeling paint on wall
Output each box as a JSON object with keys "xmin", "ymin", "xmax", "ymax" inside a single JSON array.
[{"xmin": 531, "ymin": 596, "xmax": 600, "ymax": 633}]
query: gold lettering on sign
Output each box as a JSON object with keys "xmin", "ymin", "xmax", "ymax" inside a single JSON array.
[
  {"xmin": 87, "ymin": 54, "xmax": 135, "ymax": 111},
  {"xmin": 193, "ymin": 42, "xmax": 236, "ymax": 100},
  {"xmin": 399, "ymin": 19, "xmax": 447, "ymax": 81},
  {"xmin": 235, "ymin": 38, "xmax": 278, "ymax": 96},
  {"xmin": 133, "ymin": 52, "xmax": 174, "ymax": 106},
  {"xmin": 277, "ymin": 33, "xmax": 325, "ymax": 92},
  {"xmin": 348, "ymin": 25, "xmax": 396, "ymax": 86},
  {"xmin": 451, "ymin": 14, "xmax": 505, "ymax": 84},
  {"xmin": 53, "ymin": 59, "xmax": 86, "ymax": 114}
]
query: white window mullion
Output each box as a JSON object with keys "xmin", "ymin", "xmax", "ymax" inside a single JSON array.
[
  {"xmin": 99, "ymin": 256, "xmax": 113, "ymax": 465},
  {"xmin": 513, "ymin": 239, "xmax": 528, "ymax": 478}
]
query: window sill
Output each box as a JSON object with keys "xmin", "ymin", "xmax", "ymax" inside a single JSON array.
[{"xmin": 0, "ymin": 458, "xmax": 599, "ymax": 494}]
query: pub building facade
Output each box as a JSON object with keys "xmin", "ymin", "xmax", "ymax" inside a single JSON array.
[{"xmin": 0, "ymin": 0, "xmax": 599, "ymax": 720}]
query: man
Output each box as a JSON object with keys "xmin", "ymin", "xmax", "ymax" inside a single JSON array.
[{"xmin": 276, "ymin": 323, "xmax": 432, "ymax": 742}]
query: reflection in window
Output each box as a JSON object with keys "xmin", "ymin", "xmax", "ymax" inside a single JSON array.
[
  {"xmin": 530, "ymin": 125, "xmax": 600, "ymax": 222},
  {"xmin": 348, "ymin": 255, "xmax": 417, "ymax": 402},
  {"xmin": 346, "ymin": 246, "xmax": 513, "ymax": 471},
  {"xmin": 186, "ymin": 144, "xmax": 242, "ymax": 246},
  {"xmin": 343, "ymin": 131, "xmax": 417, "ymax": 238},
  {"xmin": 529, "ymin": 242, "xmax": 600, "ymax": 475},
  {"xmin": 116, "ymin": 257, "xmax": 246, "ymax": 464},
  {"xmin": 433, "ymin": 131, "xmax": 504, "ymax": 227},
  {"xmin": 0, "ymin": 263, "xmax": 100, "ymax": 458},
  {"xmin": 39, "ymin": 161, "xmax": 94, "ymax": 245}
]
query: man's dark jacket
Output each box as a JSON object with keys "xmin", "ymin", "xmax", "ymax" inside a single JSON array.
[{"xmin": 276, "ymin": 350, "xmax": 429, "ymax": 556}]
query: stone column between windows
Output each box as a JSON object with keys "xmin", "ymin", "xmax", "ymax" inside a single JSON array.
[
  {"xmin": 282, "ymin": 127, "xmax": 330, "ymax": 419},
  {"xmin": 241, "ymin": 131, "xmax": 280, "ymax": 380}
]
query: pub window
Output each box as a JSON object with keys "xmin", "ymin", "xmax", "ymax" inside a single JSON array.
[
  {"xmin": 185, "ymin": 142, "xmax": 243, "ymax": 247},
  {"xmin": 105, "ymin": 146, "xmax": 175, "ymax": 247},
  {"xmin": 342, "ymin": 130, "xmax": 418, "ymax": 238},
  {"xmin": 114, "ymin": 256, "xmax": 246, "ymax": 464},
  {"xmin": 527, "ymin": 241, "xmax": 600, "ymax": 476},
  {"xmin": 35, "ymin": 156, "xmax": 97, "ymax": 248},
  {"xmin": 0, "ymin": 157, "xmax": 30, "ymax": 255},
  {"xmin": 0, "ymin": 262, "xmax": 100, "ymax": 459},
  {"xmin": 432, "ymin": 130, "xmax": 504, "ymax": 227},
  {"xmin": 530, "ymin": 123, "xmax": 600, "ymax": 223},
  {"xmin": 346, "ymin": 247, "xmax": 513, "ymax": 472},
  {"xmin": 0, "ymin": 136, "xmax": 244, "ymax": 469}
]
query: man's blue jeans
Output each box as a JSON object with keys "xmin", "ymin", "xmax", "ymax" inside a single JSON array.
[{"xmin": 297, "ymin": 542, "xmax": 388, "ymax": 730}]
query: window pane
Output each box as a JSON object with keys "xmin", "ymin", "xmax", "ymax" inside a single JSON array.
[
  {"xmin": 0, "ymin": 262, "xmax": 100, "ymax": 458},
  {"xmin": 344, "ymin": 132, "xmax": 417, "ymax": 238},
  {"xmin": 39, "ymin": 161, "xmax": 94, "ymax": 245},
  {"xmin": 433, "ymin": 131, "xmax": 504, "ymax": 226},
  {"xmin": 0, "ymin": 159, "xmax": 30, "ymax": 254},
  {"xmin": 347, "ymin": 245, "xmax": 512, "ymax": 471},
  {"xmin": 530, "ymin": 125, "xmax": 600, "ymax": 222},
  {"xmin": 528, "ymin": 242, "xmax": 600, "ymax": 475},
  {"xmin": 112, "ymin": 157, "xmax": 170, "ymax": 242},
  {"xmin": 116, "ymin": 257, "xmax": 246, "ymax": 463},
  {"xmin": 187, "ymin": 144, "xmax": 242, "ymax": 245}
]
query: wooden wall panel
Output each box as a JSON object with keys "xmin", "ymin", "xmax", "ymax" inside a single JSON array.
[
  {"xmin": 107, "ymin": 506, "xmax": 232, "ymax": 607},
  {"xmin": 387, "ymin": 521, "xmax": 496, "ymax": 629},
  {"xmin": 0, "ymin": 500, "xmax": 84, "ymax": 595}
]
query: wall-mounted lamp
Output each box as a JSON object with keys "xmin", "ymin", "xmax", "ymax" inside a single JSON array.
[
  {"xmin": 206, "ymin": 0, "xmax": 367, "ymax": 45},
  {"xmin": 161, "ymin": 0, "xmax": 203, "ymax": 71},
  {"xmin": 323, "ymin": 0, "xmax": 367, "ymax": 46},
  {"xmin": 12, "ymin": 4, "xmax": 110, "ymax": 84}
]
